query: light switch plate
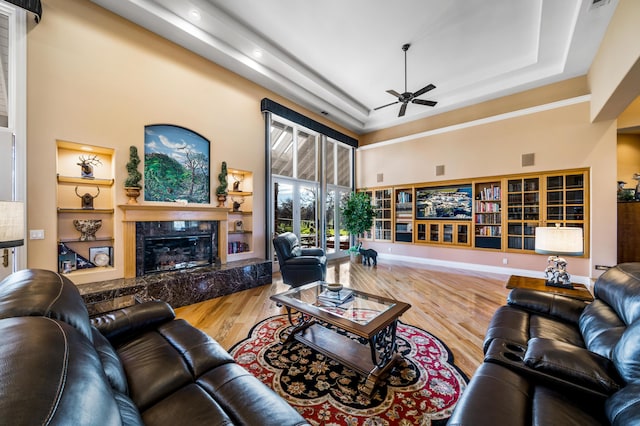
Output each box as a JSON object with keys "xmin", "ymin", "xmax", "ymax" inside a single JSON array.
[{"xmin": 29, "ymin": 229, "xmax": 45, "ymax": 240}]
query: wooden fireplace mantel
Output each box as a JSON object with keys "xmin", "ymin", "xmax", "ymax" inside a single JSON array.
[{"xmin": 118, "ymin": 204, "xmax": 229, "ymax": 278}]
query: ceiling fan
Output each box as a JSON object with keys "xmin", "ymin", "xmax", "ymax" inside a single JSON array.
[{"xmin": 374, "ymin": 43, "xmax": 437, "ymax": 117}]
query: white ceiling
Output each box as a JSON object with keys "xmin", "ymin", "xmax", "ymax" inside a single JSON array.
[{"xmin": 90, "ymin": 0, "xmax": 618, "ymax": 134}]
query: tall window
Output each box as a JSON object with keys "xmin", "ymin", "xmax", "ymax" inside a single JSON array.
[{"xmin": 268, "ymin": 116, "xmax": 354, "ymax": 259}]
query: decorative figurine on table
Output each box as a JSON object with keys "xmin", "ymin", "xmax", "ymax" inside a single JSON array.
[
  {"xmin": 75, "ymin": 186, "xmax": 100, "ymax": 209},
  {"xmin": 544, "ymin": 255, "xmax": 572, "ymax": 288},
  {"xmin": 77, "ymin": 155, "xmax": 102, "ymax": 179}
]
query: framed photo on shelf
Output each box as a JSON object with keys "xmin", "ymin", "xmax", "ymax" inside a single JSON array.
[
  {"xmin": 89, "ymin": 246, "xmax": 113, "ymax": 267},
  {"xmin": 58, "ymin": 252, "xmax": 77, "ymax": 274}
]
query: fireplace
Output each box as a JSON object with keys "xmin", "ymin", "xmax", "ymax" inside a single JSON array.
[
  {"xmin": 119, "ymin": 204, "xmax": 230, "ymax": 279},
  {"xmin": 137, "ymin": 221, "xmax": 218, "ymax": 276}
]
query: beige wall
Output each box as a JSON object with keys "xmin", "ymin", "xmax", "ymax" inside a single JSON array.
[
  {"xmin": 357, "ymin": 101, "xmax": 618, "ymax": 279},
  {"xmin": 26, "ymin": 0, "xmax": 355, "ymax": 283}
]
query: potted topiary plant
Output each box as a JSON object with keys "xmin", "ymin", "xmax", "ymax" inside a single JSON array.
[
  {"xmin": 216, "ymin": 161, "xmax": 228, "ymax": 207},
  {"xmin": 341, "ymin": 191, "xmax": 376, "ymax": 260},
  {"xmin": 124, "ymin": 145, "xmax": 142, "ymax": 204}
]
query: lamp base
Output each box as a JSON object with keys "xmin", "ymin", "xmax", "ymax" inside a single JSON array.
[{"xmin": 545, "ymin": 280, "xmax": 574, "ymax": 289}]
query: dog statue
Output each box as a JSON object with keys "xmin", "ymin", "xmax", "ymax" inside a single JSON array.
[{"xmin": 357, "ymin": 242, "xmax": 378, "ymax": 266}]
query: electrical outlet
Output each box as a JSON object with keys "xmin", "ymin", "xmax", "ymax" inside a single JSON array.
[
  {"xmin": 29, "ymin": 229, "xmax": 45, "ymax": 240},
  {"xmin": 502, "ymin": 258, "xmax": 508, "ymax": 265}
]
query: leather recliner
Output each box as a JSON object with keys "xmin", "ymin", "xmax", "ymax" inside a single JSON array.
[
  {"xmin": 448, "ymin": 263, "xmax": 640, "ymax": 425},
  {"xmin": 273, "ymin": 232, "xmax": 326, "ymax": 287}
]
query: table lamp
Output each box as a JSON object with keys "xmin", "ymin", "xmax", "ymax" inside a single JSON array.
[
  {"xmin": 0, "ymin": 201, "xmax": 25, "ymax": 268},
  {"xmin": 534, "ymin": 224, "xmax": 583, "ymax": 289}
]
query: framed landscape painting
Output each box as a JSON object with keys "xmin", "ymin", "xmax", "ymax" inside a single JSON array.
[{"xmin": 144, "ymin": 124, "xmax": 210, "ymax": 204}]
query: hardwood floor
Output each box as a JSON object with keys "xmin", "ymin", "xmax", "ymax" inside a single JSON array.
[{"xmin": 174, "ymin": 258, "xmax": 511, "ymax": 378}]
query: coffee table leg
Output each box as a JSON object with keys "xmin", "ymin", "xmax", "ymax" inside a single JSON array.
[
  {"xmin": 358, "ymin": 320, "xmax": 401, "ymax": 395},
  {"xmin": 282, "ymin": 306, "xmax": 314, "ymax": 344},
  {"xmin": 369, "ymin": 319, "xmax": 399, "ymax": 367}
]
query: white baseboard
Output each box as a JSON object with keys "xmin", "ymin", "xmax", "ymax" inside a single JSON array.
[{"xmin": 377, "ymin": 252, "xmax": 592, "ymax": 288}]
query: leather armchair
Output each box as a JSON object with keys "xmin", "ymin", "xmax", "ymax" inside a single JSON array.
[{"xmin": 273, "ymin": 232, "xmax": 326, "ymax": 287}]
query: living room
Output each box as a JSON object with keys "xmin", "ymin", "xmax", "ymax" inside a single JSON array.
[
  {"xmin": 2, "ymin": 0, "xmax": 640, "ymax": 424},
  {"xmin": 17, "ymin": 0, "xmax": 636, "ymax": 287}
]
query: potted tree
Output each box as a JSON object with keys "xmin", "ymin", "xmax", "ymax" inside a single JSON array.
[
  {"xmin": 341, "ymin": 191, "xmax": 376, "ymax": 261},
  {"xmin": 216, "ymin": 161, "xmax": 228, "ymax": 207},
  {"xmin": 124, "ymin": 146, "xmax": 142, "ymax": 204}
]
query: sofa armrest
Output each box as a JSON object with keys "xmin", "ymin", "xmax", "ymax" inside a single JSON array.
[
  {"xmin": 524, "ymin": 337, "xmax": 622, "ymax": 396},
  {"xmin": 507, "ymin": 288, "xmax": 587, "ymax": 324},
  {"xmin": 90, "ymin": 301, "xmax": 175, "ymax": 343},
  {"xmin": 484, "ymin": 338, "xmax": 617, "ymax": 399},
  {"xmin": 300, "ymin": 247, "xmax": 324, "ymax": 256}
]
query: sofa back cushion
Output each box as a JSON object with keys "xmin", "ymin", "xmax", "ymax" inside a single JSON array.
[
  {"xmin": 594, "ymin": 263, "xmax": 640, "ymax": 326},
  {"xmin": 0, "ymin": 269, "xmax": 92, "ymax": 342},
  {"xmin": 0, "ymin": 316, "xmax": 124, "ymax": 425}
]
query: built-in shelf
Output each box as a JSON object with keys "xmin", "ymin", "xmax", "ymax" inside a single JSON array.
[
  {"xmin": 58, "ymin": 208, "xmax": 115, "ymax": 214},
  {"xmin": 57, "ymin": 140, "xmax": 116, "ymax": 277},
  {"xmin": 59, "ymin": 237, "xmax": 114, "ymax": 243},
  {"xmin": 57, "ymin": 175, "xmax": 114, "ymax": 186},
  {"xmin": 227, "ymin": 168, "xmax": 253, "ymax": 259}
]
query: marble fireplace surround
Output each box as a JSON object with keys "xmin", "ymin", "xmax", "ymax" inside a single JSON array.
[{"xmin": 77, "ymin": 204, "xmax": 272, "ymax": 315}]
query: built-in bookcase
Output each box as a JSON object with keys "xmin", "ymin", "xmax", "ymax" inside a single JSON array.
[{"xmin": 358, "ymin": 168, "xmax": 589, "ymax": 256}]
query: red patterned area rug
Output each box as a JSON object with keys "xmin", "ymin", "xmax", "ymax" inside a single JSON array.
[{"xmin": 229, "ymin": 311, "xmax": 468, "ymax": 425}]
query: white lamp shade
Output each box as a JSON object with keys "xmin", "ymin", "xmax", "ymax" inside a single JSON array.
[
  {"xmin": 0, "ymin": 201, "xmax": 25, "ymax": 248},
  {"xmin": 535, "ymin": 226, "xmax": 583, "ymax": 256}
]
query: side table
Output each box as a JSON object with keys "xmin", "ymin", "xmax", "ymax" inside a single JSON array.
[{"xmin": 506, "ymin": 275, "xmax": 594, "ymax": 302}]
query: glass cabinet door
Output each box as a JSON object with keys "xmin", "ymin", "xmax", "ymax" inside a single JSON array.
[
  {"xmin": 507, "ymin": 177, "xmax": 539, "ymax": 251},
  {"xmin": 429, "ymin": 224, "xmax": 439, "ymax": 242}
]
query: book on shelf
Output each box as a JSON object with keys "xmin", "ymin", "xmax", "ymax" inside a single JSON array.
[{"xmin": 317, "ymin": 288, "xmax": 354, "ymax": 304}]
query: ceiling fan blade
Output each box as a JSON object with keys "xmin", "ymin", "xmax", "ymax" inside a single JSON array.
[
  {"xmin": 398, "ymin": 103, "xmax": 408, "ymax": 117},
  {"xmin": 386, "ymin": 89, "xmax": 402, "ymax": 98},
  {"xmin": 412, "ymin": 99, "xmax": 438, "ymax": 107},
  {"xmin": 374, "ymin": 100, "xmax": 399, "ymax": 111},
  {"xmin": 413, "ymin": 84, "xmax": 436, "ymax": 98}
]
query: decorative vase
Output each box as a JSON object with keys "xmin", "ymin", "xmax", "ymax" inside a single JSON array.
[
  {"xmin": 125, "ymin": 187, "xmax": 141, "ymax": 205},
  {"xmin": 73, "ymin": 219, "xmax": 102, "ymax": 241},
  {"xmin": 217, "ymin": 194, "xmax": 227, "ymax": 207}
]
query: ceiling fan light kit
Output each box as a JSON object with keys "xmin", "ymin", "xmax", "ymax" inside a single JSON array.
[{"xmin": 374, "ymin": 43, "xmax": 437, "ymax": 117}]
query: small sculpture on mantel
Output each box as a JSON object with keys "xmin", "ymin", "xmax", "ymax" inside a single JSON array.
[{"xmin": 77, "ymin": 154, "xmax": 101, "ymax": 179}]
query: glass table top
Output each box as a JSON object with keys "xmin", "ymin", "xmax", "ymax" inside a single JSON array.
[{"xmin": 275, "ymin": 282, "xmax": 396, "ymax": 325}]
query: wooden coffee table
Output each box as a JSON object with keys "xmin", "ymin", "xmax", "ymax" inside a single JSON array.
[
  {"xmin": 270, "ymin": 281, "xmax": 411, "ymax": 395},
  {"xmin": 507, "ymin": 275, "xmax": 593, "ymax": 302}
]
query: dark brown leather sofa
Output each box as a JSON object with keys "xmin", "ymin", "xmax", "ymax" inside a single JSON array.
[
  {"xmin": 448, "ymin": 263, "xmax": 640, "ymax": 425},
  {"xmin": 0, "ymin": 269, "xmax": 309, "ymax": 426}
]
